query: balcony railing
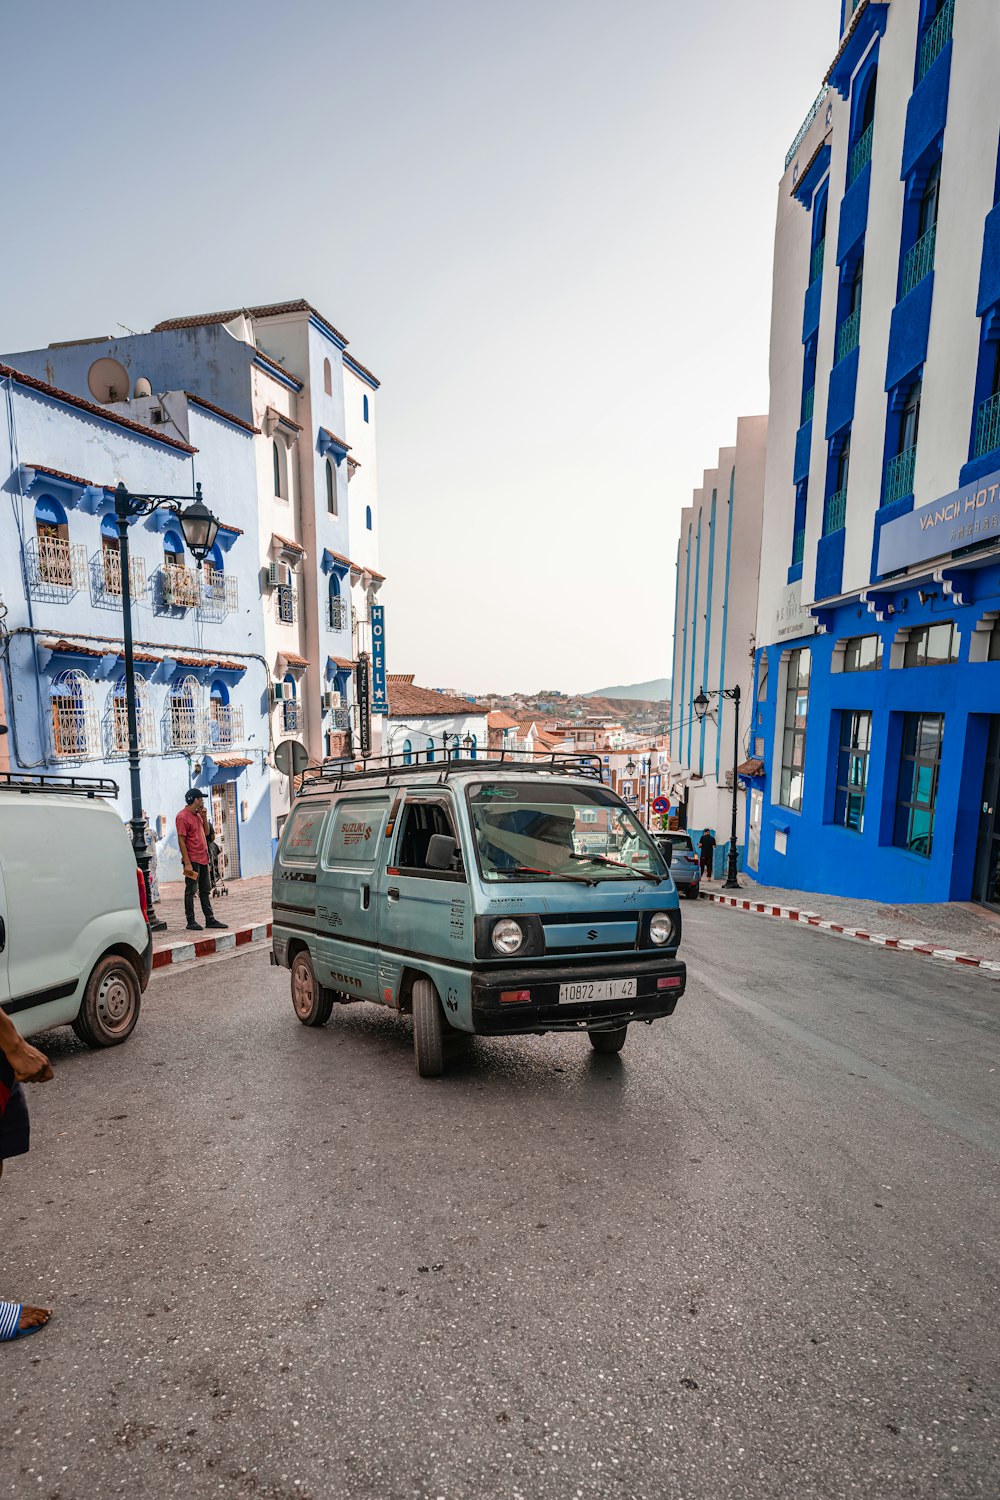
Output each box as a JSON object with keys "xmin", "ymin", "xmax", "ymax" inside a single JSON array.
[
  {"xmin": 802, "ymin": 386, "xmax": 815, "ymax": 424},
  {"xmin": 209, "ymin": 705, "xmax": 245, "ymax": 750},
  {"xmin": 823, "ymin": 489, "xmax": 847, "ymax": 535},
  {"xmin": 883, "ymin": 445, "xmax": 917, "ymax": 506},
  {"xmin": 918, "ymin": 0, "xmax": 954, "ymax": 82},
  {"xmin": 51, "ymin": 700, "xmax": 101, "ymax": 759},
  {"xmin": 785, "ymin": 85, "xmax": 830, "ymax": 171},
  {"xmin": 332, "ymin": 707, "xmax": 351, "ymax": 731},
  {"xmin": 26, "ymin": 535, "xmax": 88, "ymax": 600},
  {"xmin": 901, "ymin": 223, "xmax": 936, "ymax": 300},
  {"xmin": 792, "ymin": 528, "xmax": 805, "ymax": 565},
  {"xmin": 199, "ymin": 568, "xmax": 238, "ymax": 619},
  {"xmin": 107, "ymin": 699, "xmax": 155, "ymax": 757},
  {"xmin": 282, "ymin": 700, "xmax": 302, "ymax": 733},
  {"xmin": 165, "ymin": 708, "xmax": 209, "ymax": 752},
  {"xmin": 835, "ymin": 306, "xmax": 862, "ymax": 364},
  {"xmin": 160, "ymin": 563, "xmax": 201, "ymax": 610},
  {"xmin": 275, "ymin": 585, "xmax": 297, "ymax": 625},
  {"xmin": 327, "ymin": 596, "xmax": 350, "ymax": 631},
  {"xmin": 91, "ymin": 549, "xmax": 146, "ymax": 607},
  {"xmin": 809, "ymin": 238, "xmax": 826, "ymax": 286},
  {"xmin": 848, "ymin": 122, "xmax": 874, "ymax": 187},
  {"xmin": 973, "ymin": 390, "xmax": 1000, "ymax": 461}
]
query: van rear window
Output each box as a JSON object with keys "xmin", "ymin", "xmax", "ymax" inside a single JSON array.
[{"xmin": 281, "ymin": 802, "xmax": 329, "ymax": 864}]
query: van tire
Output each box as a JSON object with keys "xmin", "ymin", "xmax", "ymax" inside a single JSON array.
[
  {"xmin": 291, "ymin": 952, "xmax": 333, "ymax": 1027},
  {"xmin": 589, "ymin": 1026, "xmax": 627, "ymax": 1054},
  {"xmin": 413, "ymin": 978, "xmax": 446, "ymax": 1078},
  {"xmin": 73, "ymin": 954, "xmax": 141, "ymax": 1048}
]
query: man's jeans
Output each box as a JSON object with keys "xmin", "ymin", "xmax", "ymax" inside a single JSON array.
[{"xmin": 184, "ymin": 862, "xmax": 215, "ymax": 925}]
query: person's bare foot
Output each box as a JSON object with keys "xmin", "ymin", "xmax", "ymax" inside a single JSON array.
[{"xmin": 18, "ymin": 1305, "xmax": 50, "ymax": 1332}]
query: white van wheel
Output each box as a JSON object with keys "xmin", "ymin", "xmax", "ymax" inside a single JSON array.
[
  {"xmin": 291, "ymin": 952, "xmax": 333, "ymax": 1027},
  {"xmin": 413, "ymin": 978, "xmax": 446, "ymax": 1078},
  {"xmin": 73, "ymin": 955, "xmax": 141, "ymax": 1048}
]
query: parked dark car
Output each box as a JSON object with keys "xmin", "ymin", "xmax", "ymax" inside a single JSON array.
[{"xmin": 653, "ymin": 831, "xmax": 701, "ymax": 898}]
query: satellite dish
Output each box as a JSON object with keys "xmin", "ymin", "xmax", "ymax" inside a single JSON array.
[
  {"xmin": 88, "ymin": 357, "xmax": 130, "ymax": 403},
  {"xmin": 134, "ymin": 376, "xmax": 152, "ymax": 398}
]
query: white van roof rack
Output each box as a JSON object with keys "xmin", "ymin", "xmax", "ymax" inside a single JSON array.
[
  {"xmin": 296, "ymin": 749, "xmax": 605, "ymax": 798},
  {"xmin": 0, "ymin": 771, "xmax": 120, "ymax": 799}
]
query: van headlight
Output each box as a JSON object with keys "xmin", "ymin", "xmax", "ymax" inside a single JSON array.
[
  {"xmin": 491, "ymin": 919, "xmax": 525, "ymax": 955},
  {"xmin": 649, "ymin": 912, "xmax": 673, "ymax": 946}
]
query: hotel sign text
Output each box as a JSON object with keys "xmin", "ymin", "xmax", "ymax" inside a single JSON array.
[{"xmin": 877, "ymin": 468, "xmax": 1000, "ymax": 576}]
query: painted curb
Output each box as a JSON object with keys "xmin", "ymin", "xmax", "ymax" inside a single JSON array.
[
  {"xmin": 705, "ymin": 894, "xmax": 999, "ymax": 978},
  {"xmin": 152, "ymin": 921, "xmax": 272, "ymax": 971}
]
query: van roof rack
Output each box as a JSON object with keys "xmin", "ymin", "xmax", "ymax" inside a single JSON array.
[
  {"xmin": 0, "ymin": 771, "xmax": 120, "ymax": 799},
  {"xmin": 296, "ymin": 748, "xmax": 605, "ymax": 797}
]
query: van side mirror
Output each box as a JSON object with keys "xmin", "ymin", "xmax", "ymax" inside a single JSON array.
[{"xmin": 426, "ymin": 833, "xmax": 460, "ymax": 872}]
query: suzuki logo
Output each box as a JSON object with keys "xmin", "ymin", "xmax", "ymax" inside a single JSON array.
[{"xmin": 587, "ymin": 929, "xmax": 598, "ymax": 941}]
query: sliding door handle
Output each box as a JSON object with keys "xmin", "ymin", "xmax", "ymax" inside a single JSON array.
[{"xmin": 386, "ymin": 887, "xmax": 400, "ymax": 903}]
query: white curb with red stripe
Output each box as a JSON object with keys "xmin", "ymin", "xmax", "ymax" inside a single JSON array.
[
  {"xmin": 706, "ymin": 894, "xmax": 1000, "ymax": 978},
  {"xmin": 152, "ymin": 922, "xmax": 272, "ymax": 971}
]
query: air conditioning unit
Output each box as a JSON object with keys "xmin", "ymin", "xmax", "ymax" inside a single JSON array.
[
  {"xmin": 329, "ymin": 690, "xmax": 342, "ymax": 709},
  {"xmin": 266, "ymin": 560, "xmax": 290, "ymax": 588},
  {"xmin": 321, "ymin": 692, "xmax": 333, "ymax": 712},
  {"xmin": 272, "ymin": 682, "xmax": 289, "ymax": 702}
]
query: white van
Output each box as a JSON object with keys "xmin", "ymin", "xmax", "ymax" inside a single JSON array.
[{"xmin": 0, "ymin": 773, "xmax": 152, "ymax": 1045}]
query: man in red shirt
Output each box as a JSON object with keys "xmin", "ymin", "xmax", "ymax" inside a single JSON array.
[{"xmin": 176, "ymin": 789, "xmax": 227, "ymax": 933}]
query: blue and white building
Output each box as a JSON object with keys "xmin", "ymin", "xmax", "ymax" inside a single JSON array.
[
  {"xmin": 4, "ymin": 298, "xmax": 385, "ymax": 840},
  {"xmin": 749, "ymin": 0, "xmax": 1000, "ymax": 906}
]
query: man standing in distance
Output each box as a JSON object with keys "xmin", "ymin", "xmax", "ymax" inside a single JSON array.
[{"xmin": 176, "ymin": 789, "xmax": 228, "ymax": 933}]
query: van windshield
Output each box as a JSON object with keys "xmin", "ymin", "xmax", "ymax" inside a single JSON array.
[{"xmin": 466, "ymin": 781, "xmax": 669, "ymax": 883}]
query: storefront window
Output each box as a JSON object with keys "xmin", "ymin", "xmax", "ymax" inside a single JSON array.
[
  {"xmin": 834, "ymin": 710, "xmax": 871, "ymax": 832},
  {"xmin": 779, "ymin": 649, "xmax": 811, "ymax": 811},
  {"xmin": 842, "ymin": 634, "xmax": 882, "ymax": 672},
  {"xmin": 894, "ymin": 713, "xmax": 944, "ymax": 857},
  {"xmin": 903, "ymin": 622, "xmax": 957, "ymax": 667}
]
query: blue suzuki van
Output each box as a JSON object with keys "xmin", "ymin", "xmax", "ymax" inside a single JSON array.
[{"xmin": 271, "ymin": 753, "xmax": 686, "ymax": 1076}]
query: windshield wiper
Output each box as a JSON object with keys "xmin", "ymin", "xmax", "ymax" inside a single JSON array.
[
  {"xmin": 568, "ymin": 853, "xmax": 662, "ymax": 884},
  {"xmin": 506, "ymin": 865, "xmax": 599, "ymax": 886}
]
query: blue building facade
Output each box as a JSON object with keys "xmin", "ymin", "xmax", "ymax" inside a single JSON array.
[{"xmin": 749, "ymin": 0, "xmax": 1000, "ymax": 908}]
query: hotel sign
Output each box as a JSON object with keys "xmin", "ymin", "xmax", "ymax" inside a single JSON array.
[
  {"xmin": 877, "ymin": 468, "xmax": 1000, "ymax": 576},
  {"xmin": 773, "ymin": 580, "xmax": 818, "ymax": 640},
  {"xmin": 370, "ymin": 604, "xmax": 388, "ymax": 716}
]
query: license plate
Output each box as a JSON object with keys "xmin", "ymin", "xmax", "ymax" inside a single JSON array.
[{"xmin": 558, "ymin": 977, "xmax": 637, "ymax": 1005}]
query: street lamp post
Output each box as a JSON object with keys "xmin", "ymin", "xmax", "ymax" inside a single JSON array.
[
  {"xmin": 693, "ymin": 683, "xmax": 742, "ymax": 891},
  {"xmin": 112, "ymin": 481, "xmax": 220, "ymax": 930}
]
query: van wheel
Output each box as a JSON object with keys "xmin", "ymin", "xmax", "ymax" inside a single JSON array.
[
  {"xmin": 73, "ymin": 955, "xmax": 141, "ymax": 1048},
  {"xmin": 291, "ymin": 952, "xmax": 333, "ymax": 1027},
  {"xmin": 589, "ymin": 1026, "xmax": 627, "ymax": 1054},
  {"xmin": 413, "ymin": 978, "xmax": 446, "ymax": 1078}
]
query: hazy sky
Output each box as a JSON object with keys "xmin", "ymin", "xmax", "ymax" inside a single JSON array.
[{"xmin": 1, "ymin": 1, "xmax": 837, "ymax": 694}]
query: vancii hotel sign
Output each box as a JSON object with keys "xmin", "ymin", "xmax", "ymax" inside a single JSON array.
[{"xmin": 878, "ymin": 468, "xmax": 1000, "ymax": 575}]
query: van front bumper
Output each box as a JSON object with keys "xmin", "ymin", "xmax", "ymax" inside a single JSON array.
[{"xmin": 470, "ymin": 953, "xmax": 686, "ymax": 1036}]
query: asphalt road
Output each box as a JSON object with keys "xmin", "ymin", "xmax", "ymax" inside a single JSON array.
[{"xmin": 3, "ymin": 905, "xmax": 999, "ymax": 1500}]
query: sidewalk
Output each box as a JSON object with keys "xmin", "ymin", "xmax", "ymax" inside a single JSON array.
[
  {"xmin": 150, "ymin": 874, "xmax": 272, "ymax": 954},
  {"xmin": 700, "ymin": 873, "xmax": 1000, "ymax": 971}
]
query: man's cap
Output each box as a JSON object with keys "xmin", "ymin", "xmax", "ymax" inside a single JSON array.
[{"xmin": 184, "ymin": 788, "xmax": 205, "ymax": 804}]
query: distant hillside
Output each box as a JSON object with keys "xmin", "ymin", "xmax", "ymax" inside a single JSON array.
[{"xmin": 586, "ymin": 678, "xmax": 670, "ymax": 702}]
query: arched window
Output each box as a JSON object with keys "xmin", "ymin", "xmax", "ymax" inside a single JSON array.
[
  {"xmin": 426, "ymin": 738, "xmax": 435, "ymax": 763},
  {"xmin": 402, "ymin": 738, "xmax": 413, "ymax": 766},
  {"xmin": 51, "ymin": 668, "xmax": 96, "ymax": 759},
  {"xmin": 859, "ymin": 66, "xmax": 877, "ymax": 137},
  {"xmin": 34, "ymin": 495, "xmax": 71, "ymax": 587},
  {"xmin": 163, "ymin": 529, "xmax": 184, "ymax": 568},
  {"xmin": 109, "ymin": 672, "xmax": 153, "ymax": 754},
  {"xmin": 282, "ymin": 672, "xmax": 300, "ymax": 734},
  {"xmin": 169, "ymin": 674, "xmax": 202, "ymax": 751},
  {"xmin": 365, "ymin": 505, "xmax": 373, "ymax": 531},
  {"xmin": 328, "ymin": 572, "xmax": 346, "ymax": 630},
  {"xmin": 363, "ymin": 393, "xmax": 369, "ymax": 423},
  {"xmin": 273, "ymin": 439, "xmax": 286, "ymax": 499},
  {"xmin": 326, "ymin": 458, "xmax": 337, "ymax": 515},
  {"xmin": 209, "ymin": 679, "xmax": 233, "ymax": 748},
  {"xmin": 323, "ymin": 357, "xmax": 332, "ymax": 396}
]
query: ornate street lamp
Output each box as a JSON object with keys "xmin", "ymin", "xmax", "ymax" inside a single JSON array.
[
  {"xmin": 694, "ymin": 683, "xmax": 742, "ymax": 890},
  {"xmin": 112, "ymin": 481, "xmax": 221, "ymax": 929}
]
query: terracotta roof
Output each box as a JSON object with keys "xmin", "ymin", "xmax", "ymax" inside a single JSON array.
[
  {"xmin": 516, "ymin": 720, "xmax": 538, "ymax": 737},
  {"xmin": 216, "ymin": 520, "xmax": 244, "ymax": 536},
  {"xmin": 388, "ymin": 683, "xmax": 480, "ymax": 717},
  {"xmin": 330, "ymin": 656, "xmax": 356, "ymax": 670},
  {"xmin": 487, "ymin": 710, "xmax": 519, "ymax": 729},
  {"xmin": 318, "ymin": 426, "xmax": 351, "ymax": 451},
  {"xmin": 252, "ymin": 349, "xmax": 303, "ymax": 389},
  {"xmin": 387, "ymin": 673, "xmax": 416, "ymax": 685},
  {"xmin": 212, "ymin": 756, "xmax": 252, "ymax": 768},
  {"xmin": 170, "ymin": 654, "xmax": 246, "ymax": 671},
  {"xmin": 361, "ymin": 564, "xmax": 385, "ymax": 580},
  {"xmin": 790, "ymin": 134, "xmax": 831, "ymax": 196},
  {"xmin": 0, "ymin": 362, "xmax": 197, "ymax": 454},
  {"xmin": 152, "ymin": 299, "xmax": 349, "ymax": 348},
  {"xmin": 43, "ymin": 639, "xmax": 160, "ymax": 665},
  {"xmin": 266, "ymin": 405, "xmax": 303, "ymax": 433},
  {"xmin": 27, "ymin": 463, "xmax": 97, "ymax": 489},
  {"xmin": 324, "ymin": 548, "xmax": 354, "ymax": 570},
  {"xmin": 737, "ymin": 758, "xmax": 766, "ymax": 778},
  {"xmin": 281, "ymin": 652, "xmax": 310, "ymax": 669},
  {"xmin": 343, "ymin": 352, "xmax": 381, "ymax": 389},
  {"xmin": 824, "ymin": 0, "xmax": 871, "ymax": 87},
  {"xmin": 272, "ymin": 533, "xmax": 306, "ymax": 555},
  {"xmin": 184, "ymin": 391, "xmax": 259, "ymax": 435}
]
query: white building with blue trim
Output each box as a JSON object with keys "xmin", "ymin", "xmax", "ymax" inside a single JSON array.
[
  {"xmin": 749, "ymin": 0, "xmax": 1000, "ymax": 906},
  {"xmin": 668, "ymin": 418, "xmax": 767, "ymax": 867}
]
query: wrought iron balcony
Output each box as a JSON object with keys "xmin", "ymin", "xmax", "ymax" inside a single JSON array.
[
  {"xmin": 160, "ymin": 563, "xmax": 201, "ymax": 610},
  {"xmin": 801, "ymin": 386, "xmax": 815, "ymax": 424},
  {"xmin": 883, "ymin": 445, "xmax": 917, "ymax": 506},
  {"xmin": 332, "ymin": 707, "xmax": 351, "ymax": 731},
  {"xmin": 107, "ymin": 698, "xmax": 155, "ymax": 757},
  {"xmin": 275, "ymin": 584, "xmax": 297, "ymax": 625},
  {"xmin": 91, "ymin": 549, "xmax": 146, "ymax": 608},
  {"xmin": 51, "ymin": 701, "xmax": 100, "ymax": 759},
  {"xmin": 199, "ymin": 568, "xmax": 238, "ymax": 620},
  {"xmin": 792, "ymin": 528, "xmax": 805, "ymax": 565},
  {"xmin": 823, "ymin": 488, "xmax": 847, "ymax": 535},
  {"xmin": 809, "ymin": 238, "xmax": 826, "ymax": 286},
  {"xmin": 26, "ymin": 535, "xmax": 88, "ymax": 600},
  {"xmin": 327, "ymin": 595, "xmax": 350, "ymax": 631},
  {"xmin": 165, "ymin": 707, "xmax": 209, "ymax": 752},
  {"xmin": 901, "ymin": 224, "xmax": 936, "ymax": 300},
  {"xmin": 209, "ymin": 705, "xmax": 245, "ymax": 750},
  {"xmin": 835, "ymin": 306, "xmax": 862, "ymax": 364},
  {"xmin": 973, "ymin": 390, "xmax": 1000, "ymax": 461},
  {"xmin": 918, "ymin": 0, "xmax": 954, "ymax": 82},
  {"xmin": 282, "ymin": 700, "xmax": 302, "ymax": 733},
  {"xmin": 848, "ymin": 122, "xmax": 874, "ymax": 187}
]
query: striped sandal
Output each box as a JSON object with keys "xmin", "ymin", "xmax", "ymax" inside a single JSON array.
[{"xmin": 0, "ymin": 1301, "xmax": 50, "ymax": 1341}]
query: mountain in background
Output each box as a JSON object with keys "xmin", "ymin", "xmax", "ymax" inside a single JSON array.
[{"xmin": 586, "ymin": 678, "xmax": 670, "ymax": 702}]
